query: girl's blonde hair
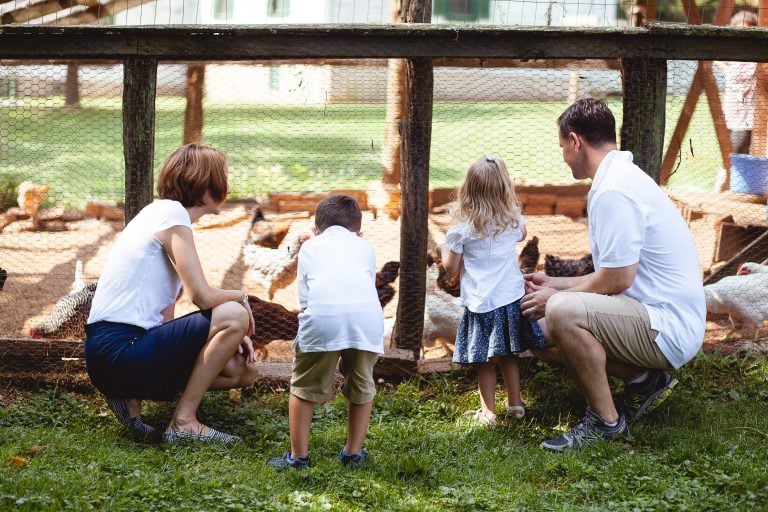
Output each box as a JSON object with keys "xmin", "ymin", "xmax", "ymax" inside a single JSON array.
[{"xmin": 451, "ymin": 155, "xmax": 522, "ymax": 238}]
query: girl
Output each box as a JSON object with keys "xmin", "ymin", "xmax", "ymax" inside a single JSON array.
[
  {"xmin": 85, "ymin": 143, "xmax": 259, "ymax": 443},
  {"xmin": 439, "ymin": 155, "xmax": 546, "ymax": 425}
]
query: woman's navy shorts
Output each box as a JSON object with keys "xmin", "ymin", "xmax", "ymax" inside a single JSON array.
[{"xmin": 85, "ymin": 310, "xmax": 212, "ymax": 401}]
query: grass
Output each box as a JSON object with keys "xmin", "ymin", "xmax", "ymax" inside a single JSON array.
[
  {"xmin": 0, "ymin": 96, "xmax": 724, "ymax": 210},
  {"xmin": 1, "ymin": 352, "xmax": 767, "ymax": 511}
]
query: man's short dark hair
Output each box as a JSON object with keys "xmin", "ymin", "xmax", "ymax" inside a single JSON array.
[
  {"xmin": 557, "ymin": 98, "xmax": 617, "ymax": 147},
  {"xmin": 315, "ymin": 194, "xmax": 362, "ymax": 233}
]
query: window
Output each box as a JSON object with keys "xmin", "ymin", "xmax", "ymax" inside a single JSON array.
[
  {"xmin": 213, "ymin": 0, "xmax": 233, "ymax": 21},
  {"xmin": 433, "ymin": 0, "xmax": 490, "ymax": 22},
  {"xmin": 267, "ymin": 0, "xmax": 290, "ymax": 17}
]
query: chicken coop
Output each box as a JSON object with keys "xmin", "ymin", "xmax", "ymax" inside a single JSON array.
[{"xmin": 3, "ymin": 0, "xmax": 768, "ymax": 392}]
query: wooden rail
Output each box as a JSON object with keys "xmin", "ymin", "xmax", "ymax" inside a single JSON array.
[{"xmin": 0, "ymin": 24, "xmax": 768, "ymax": 61}]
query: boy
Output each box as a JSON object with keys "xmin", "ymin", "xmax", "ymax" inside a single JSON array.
[{"xmin": 269, "ymin": 194, "xmax": 385, "ymax": 469}]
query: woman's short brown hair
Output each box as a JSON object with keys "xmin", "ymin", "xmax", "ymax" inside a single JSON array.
[{"xmin": 157, "ymin": 144, "xmax": 228, "ymax": 207}]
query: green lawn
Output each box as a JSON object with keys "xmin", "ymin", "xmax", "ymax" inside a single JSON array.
[
  {"xmin": 1, "ymin": 353, "xmax": 767, "ymax": 511},
  {"xmin": 0, "ymin": 97, "xmax": 724, "ymax": 210}
]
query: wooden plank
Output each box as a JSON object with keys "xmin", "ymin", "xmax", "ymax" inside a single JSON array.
[
  {"xmin": 713, "ymin": 221, "xmax": 768, "ymax": 262},
  {"xmin": 4, "ymin": 25, "xmax": 768, "ymax": 62},
  {"xmin": 0, "ymin": 338, "xmax": 83, "ymax": 359},
  {"xmin": 123, "ymin": 56, "xmax": 157, "ymax": 223},
  {"xmin": 703, "ymin": 230, "xmax": 768, "ymax": 284},
  {"xmin": 621, "ymin": 57, "xmax": 667, "ymax": 182},
  {"xmin": 700, "ymin": 61, "xmax": 733, "ymax": 174},
  {"xmin": 660, "ymin": 66, "xmax": 704, "ymax": 185}
]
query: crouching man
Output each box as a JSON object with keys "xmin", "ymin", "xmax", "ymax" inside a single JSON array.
[{"xmin": 521, "ymin": 98, "xmax": 706, "ymax": 451}]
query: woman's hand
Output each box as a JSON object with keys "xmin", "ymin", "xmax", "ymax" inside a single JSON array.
[{"xmin": 238, "ymin": 335, "xmax": 257, "ymax": 365}]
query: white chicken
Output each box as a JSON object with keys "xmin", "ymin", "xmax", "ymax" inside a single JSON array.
[
  {"xmin": 242, "ymin": 224, "xmax": 309, "ymax": 300},
  {"xmin": 422, "ymin": 261, "xmax": 463, "ymax": 355},
  {"xmin": 704, "ymin": 262, "xmax": 768, "ymax": 340}
]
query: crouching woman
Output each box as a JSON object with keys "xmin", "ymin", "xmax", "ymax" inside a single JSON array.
[{"xmin": 85, "ymin": 143, "xmax": 258, "ymax": 443}]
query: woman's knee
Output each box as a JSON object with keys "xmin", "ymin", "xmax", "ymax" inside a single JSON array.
[{"xmin": 211, "ymin": 301, "xmax": 249, "ymax": 331}]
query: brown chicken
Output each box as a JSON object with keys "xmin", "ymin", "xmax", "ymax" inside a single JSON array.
[
  {"xmin": 249, "ymin": 206, "xmax": 292, "ymax": 249},
  {"xmin": 375, "ymin": 261, "xmax": 401, "ymax": 308},
  {"xmin": 426, "ymin": 235, "xmax": 540, "ymax": 298},
  {"xmin": 544, "ymin": 253, "xmax": 594, "ymax": 277},
  {"xmin": 518, "ymin": 236, "xmax": 540, "ymax": 274}
]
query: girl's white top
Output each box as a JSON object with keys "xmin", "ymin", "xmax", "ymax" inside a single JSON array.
[
  {"xmin": 445, "ymin": 217, "xmax": 526, "ymax": 313},
  {"xmin": 87, "ymin": 200, "xmax": 191, "ymax": 329}
]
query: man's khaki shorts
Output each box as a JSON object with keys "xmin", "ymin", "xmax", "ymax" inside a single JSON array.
[
  {"xmin": 575, "ymin": 292, "xmax": 673, "ymax": 370},
  {"xmin": 290, "ymin": 347, "xmax": 379, "ymax": 404}
]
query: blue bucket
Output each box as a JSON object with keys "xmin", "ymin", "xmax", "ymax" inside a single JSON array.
[{"xmin": 730, "ymin": 153, "xmax": 768, "ymax": 195}]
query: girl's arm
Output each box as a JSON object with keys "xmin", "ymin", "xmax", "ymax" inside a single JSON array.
[
  {"xmin": 438, "ymin": 243, "xmax": 463, "ymax": 275},
  {"xmin": 155, "ymin": 225, "xmax": 255, "ymax": 335}
]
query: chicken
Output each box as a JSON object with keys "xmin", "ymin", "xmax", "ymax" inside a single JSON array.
[
  {"xmin": 544, "ymin": 253, "xmax": 594, "ymax": 277},
  {"xmin": 704, "ymin": 267, "xmax": 768, "ymax": 341},
  {"xmin": 737, "ymin": 262, "xmax": 768, "ymax": 275},
  {"xmin": 518, "ymin": 236, "xmax": 540, "ymax": 274},
  {"xmin": 71, "ymin": 260, "xmax": 85, "ymax": 294},
  {"xmin": 0, "ymin": 267, "xmax": 6, "ymax": 291},
  {"xmin": 243, "ymin": 225, "xmax": 310, "ymax": 300},
  {"xmin": 375, "ymin": 261, "xmax": 400, "ymax": 308},
  {"xmin": 30, "ymin": 283, "xmax": 96, "ymax": 339},
  {"xmin": 422, "ymin": 260, "xmax": 463, "ymax": 356},
  {"xmin": 16, "ymin": 181, "xmax": 49, "ymax": 231},
  {"xmin": 249, "ymin": 206, "xmax": 292, "ymax": 249},
  {"xmin": 425, "ymin": 236, "xmax": 539, "ymax": 298}
]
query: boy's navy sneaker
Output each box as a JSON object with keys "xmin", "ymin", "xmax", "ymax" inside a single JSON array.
[
  {"xmin": 338, "ymin": 448, "xmax": 367, "ymax": 468},
  {"xmin": 541, "ymin": 408, "xmax": 628, "ymax": 452},
  {"xmin": 621, "ymin": 370, "xmax": 678, "ymax": 424},
  {"xmin": 268, "ymin": 451, "xmax": 311, "ymax": 470}
]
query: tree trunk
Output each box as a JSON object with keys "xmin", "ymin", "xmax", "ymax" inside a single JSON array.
[
  {"xmin": 382, "ymin": 1, "xmax": 405, "ymax": 185},
  {"xmin": 64, "ymin": 63, "xmax": 79, "ymax": 107},
  {"xmin": 183, "ymin": 63, "xmax": 205, "ymax": 144}
]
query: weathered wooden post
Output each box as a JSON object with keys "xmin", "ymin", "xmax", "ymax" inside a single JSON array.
[
  {"xmin": 621, "ymin": 57, "xmax": 666, "ymax": 182},
  {"xmin": 123, "ymin": 57, "xmax": 158, "ymax": 223},
  {"xmin": 392, "ymin": 0, "xmax": 433, "ymax": 357}
]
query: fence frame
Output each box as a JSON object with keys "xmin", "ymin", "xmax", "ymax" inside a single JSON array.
[{"xmin": 1, "ymin": 22, "xmax": 765, "ymax": 373}]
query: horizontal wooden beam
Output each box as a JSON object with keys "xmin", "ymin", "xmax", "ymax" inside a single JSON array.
[{"xmin": 1, "ymin": 23, "xmax": 768, "ymax": 61}]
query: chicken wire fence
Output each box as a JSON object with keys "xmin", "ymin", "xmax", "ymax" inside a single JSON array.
[{"xmin": 3, "ymin": 21, "xmax": 768, "ymax": 384}]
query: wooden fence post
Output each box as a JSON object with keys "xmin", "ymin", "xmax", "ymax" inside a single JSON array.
[
  {"xmin": 123, "ymin": 57, "xmax": 158, "ymax": 223},
  {"xmin": 393, "ymin": 0, "xmax": 432, "ymax": 356},
  {"xmin": 621, "ymin": 58, "xmax": 667, "ymax": 183}
]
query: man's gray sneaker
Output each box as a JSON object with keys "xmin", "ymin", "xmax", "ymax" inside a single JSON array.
[
  {"xmin": 541, "ymin": 408, "xmax": 628, "ymax": 452},
  {"xmin": 621, "ymin": 370, "xmax": 678, "ymax": 424}
]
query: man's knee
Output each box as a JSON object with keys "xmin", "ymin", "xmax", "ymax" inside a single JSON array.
[{"xmin": 546, "ymin": 292, "xmax": 587, "ymax": 330}]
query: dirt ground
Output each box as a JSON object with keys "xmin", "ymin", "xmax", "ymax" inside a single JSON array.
[{"xmin": 1, "ymin": 191, "xmax": 767, "ymax": 361}]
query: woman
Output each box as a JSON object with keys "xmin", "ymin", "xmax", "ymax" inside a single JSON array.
[{"xmin": 85, "ymin": 143, "xmax": 258, "ymax": 443}]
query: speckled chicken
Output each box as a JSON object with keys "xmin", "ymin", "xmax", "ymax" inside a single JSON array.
[
  {"xmin": 704, "ymin": 262, "xmax": 768, "ymax": 340},
  {"xmin": 544, "ymin": 253, "xmax": 594, "ymax": 277},
  {"xmin": 243, "ymin": 226, "xmax": 309, "ymax": 300}
]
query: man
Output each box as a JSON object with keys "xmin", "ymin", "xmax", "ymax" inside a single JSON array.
[{"xmin": 521, "ymin": 98, "xmax": 705, "ymax": 452}]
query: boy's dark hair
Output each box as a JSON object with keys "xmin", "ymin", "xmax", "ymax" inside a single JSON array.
[
  {"xmin": 314, "ymin": 194, "xmax": 362, "ymax": 233},
  {"xmin": 557, "ymin": 98, "xmax": 617, "ymax": 147}
]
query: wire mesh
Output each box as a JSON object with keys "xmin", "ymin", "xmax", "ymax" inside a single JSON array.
[{"xmin": 2, "ymin": 1, "xmax": 768, "ymax": 384}]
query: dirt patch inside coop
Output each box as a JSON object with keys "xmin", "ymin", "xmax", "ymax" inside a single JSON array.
[{"xmin": 1, "ymin": 195, "xmax": 765, "ymax": 363}]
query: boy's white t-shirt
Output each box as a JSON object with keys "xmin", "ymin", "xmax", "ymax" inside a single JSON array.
[
  {"xmin": 444, "ymin": 217, "xmax": 527, "ymax": 314},
  {"xmin": 588, "ymin": 151, "xmax": 706, "ymax": 368},
  {"xmin": 295, "ymin": 226, "xmax": 384, "ymax": 354},
  {"xmin": 87, "ymin": 200, "xmax": 190, "ymax": 329}
]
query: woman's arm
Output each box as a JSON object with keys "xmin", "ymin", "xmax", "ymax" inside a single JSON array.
[{"xmin": 155, "ymin": 225, "xmax": 254, "ymax": 334}]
